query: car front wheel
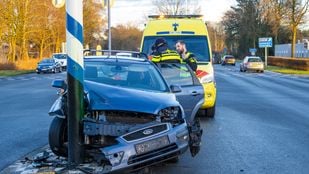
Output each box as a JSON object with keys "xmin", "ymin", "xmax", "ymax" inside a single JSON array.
[{"xmin": 49, "ymin": 117, "xmax": 68, "ymax": 157}]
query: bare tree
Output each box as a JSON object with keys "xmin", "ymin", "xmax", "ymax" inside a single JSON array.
[
  {"xmin": 259, "ymin": 0, "xmax": 285, "ymax": 44},
  {"xmin": 207, "ymin": 22, "xmax": 226, "ymax": 52},
  {"xmin": 152, "ymin": 0, "xmax": 201, "ymax": 15},
  {"xmin": 285, "ymin": 0, "xmax": 309, "ymax": 57}
]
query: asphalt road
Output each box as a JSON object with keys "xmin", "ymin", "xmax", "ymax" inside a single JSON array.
[
  {"xmin": 1, "ymin": 64, "xmax": 309, "ymax": 173},
  {"xmin": 0, "ymin": 72, "xmax": 65, "ymax": 170},
  {"xmin": 154, "ymin": 64, "xmax": 309, "ymax": 174}
]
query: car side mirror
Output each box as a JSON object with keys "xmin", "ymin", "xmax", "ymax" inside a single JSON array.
[
  {"xmin": 170, "ymin": 85, "xmax": 182, "ymax": 93},
  {"xmin": 52, "ymin": 79, "xmax": 67, "ymax": 90}
]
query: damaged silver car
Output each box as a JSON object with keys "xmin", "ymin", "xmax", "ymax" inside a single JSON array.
[{"xmin": 48, "ymin": 51, "xmax": 204, "ymax": 173}]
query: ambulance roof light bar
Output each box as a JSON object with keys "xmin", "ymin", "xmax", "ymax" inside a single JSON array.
[{"xmin": 148, "ymin": 15, "xmax": 203, "ymax": 19}]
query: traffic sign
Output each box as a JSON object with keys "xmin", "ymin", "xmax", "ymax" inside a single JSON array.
[
  {"xmin": 259, "ymin": 37, "xmax": 272, "ymax": 48},
  {"xmin": 249, "ymin": 48, "xmax": 257, "ymax": 55}
]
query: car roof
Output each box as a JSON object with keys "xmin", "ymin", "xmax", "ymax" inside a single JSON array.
[
  {"xmin": 246, "ymin": 56, "xmax": 261, "ymax": 59},
  {"xmin": 84, "ymin": 56, "xmax": 150, "ymax": 65}
]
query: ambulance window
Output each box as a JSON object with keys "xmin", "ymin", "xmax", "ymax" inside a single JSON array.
[{"xmin": 142, "ymin": 36, "xmax": 211, "ymax": 62}]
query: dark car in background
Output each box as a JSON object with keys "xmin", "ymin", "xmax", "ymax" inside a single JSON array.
[
  {"xmin": 221, "ymin": 55, "xmax": 236, "ymax": 66},
  {"xmin": 48, "ymin": 51, "xmax": 203, "ymax": 173},
  {"xmin": 36, "ymin": 58, "xmax": 62, "ymax": 74}
]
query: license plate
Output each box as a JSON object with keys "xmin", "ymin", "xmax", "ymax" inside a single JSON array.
[{"xmin": 135, "ymin": 136, "xmax": 170, "ymax": 155}]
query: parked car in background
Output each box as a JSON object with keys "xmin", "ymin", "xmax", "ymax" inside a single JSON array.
[
  {"xmin": 48, "ymin": 51, "xmax": 203, "ymax": 173},
  {"xmin": 52, "ymin": 53, "xmax": 67, "ymax": 70},
  {"xmin": 212, "ymin": 53, "xmax": 222, "ymax": 64},
  {"xmin": 240, "ymin": 56, "xmax": 264, "ymax": 73},
  {"xmin": 36, "ymin": 58, "xmax": 62, "ymax": 74},
  {"xmin": 221, "ymin": 55, "xmax": 236, "ymax": 66}
]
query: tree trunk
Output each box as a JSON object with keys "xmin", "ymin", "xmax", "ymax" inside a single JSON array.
[
  {"xmin": 291, "ymin": 25, "xmax": 297, "ymax": 58},
  {"xmin": 21, "ymin": 0, "xmax": 29, "ymax": 61},
  {"xmin": 39, "ymin": 39, "xmax": 44, "ymax": 60},
  {"xmin": 9, "ymin": 38, "xmax": 17, "ymax": 63}
]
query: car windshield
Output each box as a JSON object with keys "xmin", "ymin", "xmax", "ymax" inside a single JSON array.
[
  {"xmin": 53, "ymin": 54, "xmax": 67, "ymax": 59},
  {"xmin": 159, "ymin": 63, "xmax": 194, "ymax": 86},
  {"xmin": 248, "ymin": 58, "xmax": 262, "ymax": 62},
  {"xmin": 40, "ymin": 59, "xmax": 54, "ymax": 63},
  {"xmin": 141, "ymin": 36, "xmax": 211, "ymax": 62},
  {"xmin": 84, "ymin": 60, "xmax": 169, "ymax": 92}
]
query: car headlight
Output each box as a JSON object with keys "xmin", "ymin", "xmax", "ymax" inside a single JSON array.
[
  {"xmin": 159, "ymin": 106, "xmax": 183, "ymax": 124},
  {"xmin": 199, "ymin": 72, "xmax": 214, "ymax": 83},
  {"xmin": 106, "ymin": 151, "xmax": 124, "ymax": 166}
]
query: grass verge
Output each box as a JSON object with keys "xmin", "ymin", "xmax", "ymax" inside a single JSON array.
[
  {"xmin": 0, "ymin": 70, "xmax": 34, "ymax": 77},
  {"xmin": 266, "ymin": 66, "xmax": 309, "ymax": 75}
]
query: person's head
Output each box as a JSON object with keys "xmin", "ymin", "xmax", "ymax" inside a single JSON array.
[
  {"xmin": 152, "ymin": 37, "xmax": 168, "ymax": 53},
  {"xmin": 175, "ymin": 40, "xmax": 186, "ymax": 54}
]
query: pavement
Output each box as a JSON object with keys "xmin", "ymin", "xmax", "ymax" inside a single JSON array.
[
  {"xmin": 0, "ymin": 146, "xmax": 157, "ymax": 174},
  {"xmin": 0, "ymin": 146, "xmax": 113, "ymax": 174}
]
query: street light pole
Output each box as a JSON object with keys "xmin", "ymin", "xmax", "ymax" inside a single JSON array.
[
  {"xmin": 108, "ymin": 0, "xmax": 111, "ymax": 56},
  {"xmin": 66, "ymin": 0, "xmax": 84, "ymax": 167},
  {"xmin": 186, "ymin": 0, "xmax": 188, "ymax": 15}
]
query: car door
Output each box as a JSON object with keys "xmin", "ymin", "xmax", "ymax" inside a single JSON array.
[{"xmin": 158, "ymin": 63, "xmax": 204, "ymax": 122}]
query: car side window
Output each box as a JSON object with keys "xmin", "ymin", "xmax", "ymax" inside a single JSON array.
[{"xmin": 159, "ymin": 63, "xmax": 194, "ymax": 86}]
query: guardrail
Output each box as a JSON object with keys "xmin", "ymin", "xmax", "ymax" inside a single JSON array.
[{"xmin": 268, "ymin": 56, "xmax": 309, "ymax": 71}]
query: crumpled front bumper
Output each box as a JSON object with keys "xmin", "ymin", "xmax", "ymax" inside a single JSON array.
[{"xmin": 98, "ymin": 122, "xmax": 189, "ymax": 173}]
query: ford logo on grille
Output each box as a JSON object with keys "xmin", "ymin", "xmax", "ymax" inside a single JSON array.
[{"xmin": 143, "ymin": 129, "xmax": 153, "ymax": 135}]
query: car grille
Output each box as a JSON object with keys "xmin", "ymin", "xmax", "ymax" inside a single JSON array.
[
  {"xmin": 104, "ymin": 111, "xmax": 156, "ymax": 124},
  {"xmin": 127, "ymin": 143, "xmax": 178, "ymax": 165},
  {"xmin": 122, "ymin": 124, "xmax": 168, "ymax": 141}
]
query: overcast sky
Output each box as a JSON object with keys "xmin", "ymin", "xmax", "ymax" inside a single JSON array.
[{"xmin": 108, "ymin": 0, "xmax": 237, "ymax": 27}]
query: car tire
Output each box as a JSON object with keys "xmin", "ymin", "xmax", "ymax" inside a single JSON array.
[
  {"xmin": 205, "ymin": 104, "xmax": 216, "ymax": 118},
  {"xmin": 49, "ymin": 117, "xmax": 68, "ymax": 157}
]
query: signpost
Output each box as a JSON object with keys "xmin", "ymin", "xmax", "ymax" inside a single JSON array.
[
  {"xmin": 249, "ymin": 48, "xmax": 257, "ymax": 56},
  {"xmin": 259, "ymin": 37, "xmax": 272, "ymax": 67}
]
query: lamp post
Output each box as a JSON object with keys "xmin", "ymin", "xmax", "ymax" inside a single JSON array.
[
  {"xmin": 53, "ymin": 0, "xmax": 84, "ymax": 167},
  {"xmin": 66, "ymin": 0, "xmax": 84, "ymax": 167},
  {"xmin": 102, "ymin": 0, "xmax": 114, "ymax": 56}
]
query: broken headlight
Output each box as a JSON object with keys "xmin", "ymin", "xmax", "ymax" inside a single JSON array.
[{"xmin": 159, "ymin": 106, "xmax": 184, "ymax": 125}]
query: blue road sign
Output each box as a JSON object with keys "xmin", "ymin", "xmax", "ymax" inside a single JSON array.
[{"xmin": 259, "ymin": 37, "xmax": 272, "ymax": 48}]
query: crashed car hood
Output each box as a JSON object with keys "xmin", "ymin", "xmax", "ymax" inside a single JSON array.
[{"xmin": 84, "ymin": 80, "xmax": 179, "ymax": 114}]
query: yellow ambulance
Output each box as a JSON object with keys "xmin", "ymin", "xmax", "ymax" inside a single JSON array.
[{"xmin": 140, "ymin": 15, "xmax": 216, "ymax": 117}]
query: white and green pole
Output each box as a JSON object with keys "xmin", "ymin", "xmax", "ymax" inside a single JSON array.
[{"xmin": 66, "ymin": 0, "xmax": 84, "ymax": 166}]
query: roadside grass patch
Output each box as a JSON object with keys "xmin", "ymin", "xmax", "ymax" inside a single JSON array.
[
  {"xmin": 0, "ymin": 70, "xmax": 34, "ymax": 77},
  {"xmin": 0, "ymin": 60, "xmax": 38, "ymax": 76},
  {"xmin": 266, "ymin": 66, "xmax": 309, "ymax": 75}
]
